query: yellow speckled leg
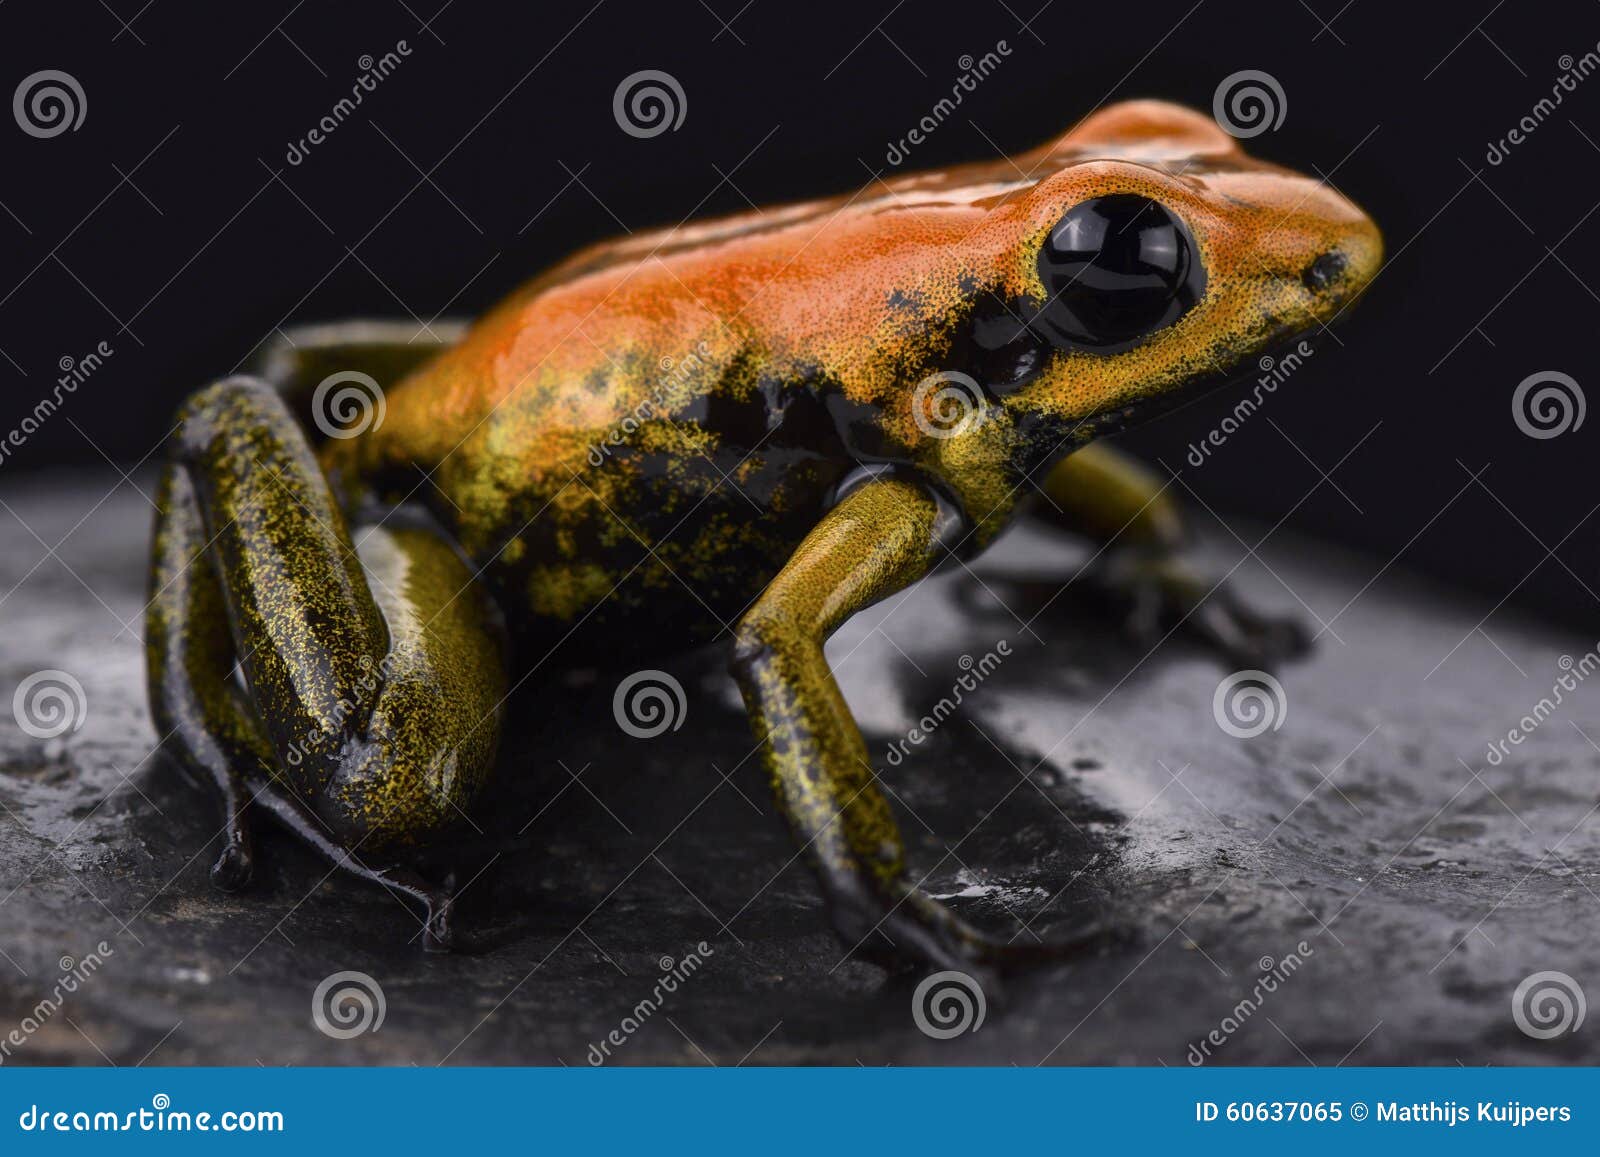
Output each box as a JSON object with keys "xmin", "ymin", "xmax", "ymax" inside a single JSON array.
[
  {"xmin": 146, "ymin": 375, "xmax": 507, "ymax": 949},
  {"xmin": 732, "ymin": 478, "xmax": 1096, "ymax": 975},
  {"xmin": 1038, "ymin": 441, "xmax": 1309, "ymax": 668}
]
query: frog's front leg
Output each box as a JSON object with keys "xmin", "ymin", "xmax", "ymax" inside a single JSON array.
[
  {"xmin": 732, "ymin": 479, "xmax": 1109, "ymax": 976},
  {"xmin": 1035, "ymin": 441, "xmax": 1309, "ymax": 669},
  {"xmin": 146, "ymin": 377, "xmax": 507, "ymax": 948}
]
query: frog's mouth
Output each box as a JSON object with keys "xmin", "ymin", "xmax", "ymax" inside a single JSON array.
[{"xmin": 1075, "ymin": 327, "xmax": 1328, "ymax": 444}]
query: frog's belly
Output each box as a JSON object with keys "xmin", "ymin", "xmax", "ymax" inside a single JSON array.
[{"xmin": 438, "ymin": 439, "xmax": 850, "ymax": 662}]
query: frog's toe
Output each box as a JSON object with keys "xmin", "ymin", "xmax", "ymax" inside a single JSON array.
[
  {"xmin": 209, "ymin": 838, "xmax": 254, "ymax": 892},
  {"xmin": 421, "ymin": 891, "xmax": 455, "ymax": 953},
  {"xmin": 1192, "ymin": 587, "xmax": 1313, "ymax": 672}
]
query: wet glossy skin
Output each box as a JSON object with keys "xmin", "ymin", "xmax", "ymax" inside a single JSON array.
[{"xmin": 147, "ymin": 101, "xmax": 1380, "ymax": 968}]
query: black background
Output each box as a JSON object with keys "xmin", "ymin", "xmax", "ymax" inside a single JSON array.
[{"xmin": 2, "ymin": 0, "xmax": 1597, "ymax": 624}]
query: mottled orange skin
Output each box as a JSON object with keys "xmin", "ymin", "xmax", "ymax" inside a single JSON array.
[
  {"xmin": 149, "ymin": 100, "xmax": 1381, "ymax": 964},
  {"xmin": 323, "ymin": 101, "xmax": 1378, "ymax": 660}
]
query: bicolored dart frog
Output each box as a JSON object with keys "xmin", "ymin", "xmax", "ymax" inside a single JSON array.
[{"xmin": 146, "ymin": 100, "xmax": 1380, "ymax": 973}]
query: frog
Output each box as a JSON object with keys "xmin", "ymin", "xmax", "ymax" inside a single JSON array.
[{"xmin": 145, "ymin": 100, "xmax": 1380, "ymax": 974}]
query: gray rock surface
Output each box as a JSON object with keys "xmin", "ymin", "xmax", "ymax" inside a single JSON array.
[{"xmin": 1, "ymin": 471, "xmax": 1597, "ymax": 1065}]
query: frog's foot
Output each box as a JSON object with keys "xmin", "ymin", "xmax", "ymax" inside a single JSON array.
[
  {"xmin": 146, "ymin": 376, "xmax": 507, "ymax": 952},
  {"xmin": 1089, "ymin": 548, "xmax": 1311, "ymax": 671},
  {"xmin": 247, "ymin": 778, "xmax": 458, "ymax": 951},
  {"xmin": 732, "ymin": 477, "xmax": 1124, "ymax": 979},
  {"xmin": 829, "ymin": 877, "xmax": 1126, "ymax": 985}
]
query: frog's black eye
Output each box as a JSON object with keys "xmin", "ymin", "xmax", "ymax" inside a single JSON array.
[{"xmin": 1032, "ymin": 194, "xmax": 1205, "ymax": 350}]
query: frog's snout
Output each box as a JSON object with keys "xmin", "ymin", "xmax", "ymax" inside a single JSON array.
[{"xmin": 1301, "ymin": 251, "xmax": 1347, "ymax": 293}]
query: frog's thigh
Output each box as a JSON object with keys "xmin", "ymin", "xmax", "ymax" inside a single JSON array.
[
  {"xmin": 729, "ymin": 479, "xmax": 1001, "ymax": 972},
  {"xmin": 1035, "ymin": 441, "xmax": 1184, "ymax": 549},
  {"xmin": 147, "ymin": 376, "xmax": 507, "ymax": 942},
  {"xmin": 250, "ymin": 317, "xmax": 470, "ymax": 399}
]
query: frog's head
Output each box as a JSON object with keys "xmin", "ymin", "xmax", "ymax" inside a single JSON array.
[{"xmin": 922, "ymin": 100, "xmax": 1381, "ymax": 482}]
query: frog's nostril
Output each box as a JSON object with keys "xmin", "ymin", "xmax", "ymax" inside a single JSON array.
[{"xmin": 1302, "ymin": 251, "xmax": 1348, "ymax": 293}]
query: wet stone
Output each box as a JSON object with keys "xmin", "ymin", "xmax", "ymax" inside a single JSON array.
[{"xmin": 1, "ymin": 472, "xmax": 1597, "ymax": 1065}]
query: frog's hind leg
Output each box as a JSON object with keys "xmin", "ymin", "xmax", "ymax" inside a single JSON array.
[{"xmin": 145, "ymin": 376, "xmax": 508, "ymax": 949}]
